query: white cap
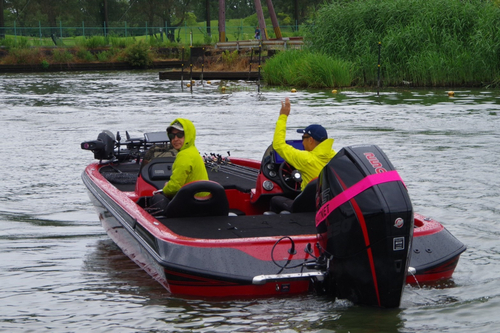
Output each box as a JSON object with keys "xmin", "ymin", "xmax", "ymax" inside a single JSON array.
[{"xmin": 167, "ymin": 121, "xmax": 183, "ymax": 132}]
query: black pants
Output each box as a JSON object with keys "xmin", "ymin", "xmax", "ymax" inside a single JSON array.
[
  {"xmin": 148, "ymin": 193, "xmax": 171, "ymax": 216},
  {"xmin": 270, "ymin": 196, "xmax": 294, "ymax": 213}
]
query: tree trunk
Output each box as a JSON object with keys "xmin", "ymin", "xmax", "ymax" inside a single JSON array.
[
  {"xmin": 218, "ymin": 0, "xmax": 225, "ymax": 42},
  {"xmin": 265, "ymin": 0, "xmax": 281, "ymax": 39},
  {"xmin": 103, "ymin": 0, "xmax": 109, "ymax": 35},
  {"xmin": 206, "ymin": 0, "xmax": 211, "ymax": 35},
  {"xmin": 294, "ymin": 0, "xmax": 299, "ymax": 30},
  {"xmin": 254, "ymin": 0, "xmax": 267, "ymax": 41},
  {"xmin": 0, "ymin": 0, "xmax": 4, "ymax": 39}
]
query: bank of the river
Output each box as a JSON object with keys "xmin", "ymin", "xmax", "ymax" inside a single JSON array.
[{"xmin": 0, "ymin": 43, "xmax": 268, "ymax": 78}]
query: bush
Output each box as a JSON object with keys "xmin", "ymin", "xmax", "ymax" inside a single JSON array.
[
  {"xmin": 75, "ymin": 48, "xmax": 96, "ymax": 62},
  {"xmin": 75, "ymin": 36, "xmax": 109, "ymax": 49},
  {"xmin": 109, "ymin": 36, "xmax": 134, "ymax": 48},
  {"xmin": 221, "ymin": 50, "xmax": 239, "ymax": 68},
  {"xmin": 3, "ymin": 48, "xmax": 43, "ymax": 64},
  {"xmin": 0, "ymin": 36, "xmax": 30, "ymax": 50},
  {"xmin": 52, "ymin": 48, "xmax": 74, "ymax": 63},
  {"xmin": 124, "ymin": 41, "xmax": 153, "ymax": 68}
]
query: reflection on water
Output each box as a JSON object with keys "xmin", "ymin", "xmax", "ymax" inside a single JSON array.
[{"xmin": 0, "ymin": 71, "xmax": 499, "ymax": 332}]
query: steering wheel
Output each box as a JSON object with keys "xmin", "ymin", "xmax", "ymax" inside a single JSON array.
[{"xmin": 278, "ymin": 161, "xmax": 302, "ymax": 193}]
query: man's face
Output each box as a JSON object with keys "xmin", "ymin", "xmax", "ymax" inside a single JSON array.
[
  {"xmin": 302, "ymin": 134, "xmax": 314, "ymax": 152},
  {"xmin": 169, "ymin": 129, "xmax": 185, "ymax": 150}
]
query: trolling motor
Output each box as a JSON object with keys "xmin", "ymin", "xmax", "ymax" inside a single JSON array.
[
  {"xmin": 82, "ymin": 130, "xmax": 173, "ymax": 162},
  {"xmin": 81, "ymin": 130, "xmax": 116, "ymax": 161}
]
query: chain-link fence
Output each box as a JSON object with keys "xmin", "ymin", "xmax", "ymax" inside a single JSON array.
[{"xmin": 0, "ymin": 22, "xmax": 304, "ymax": 47}]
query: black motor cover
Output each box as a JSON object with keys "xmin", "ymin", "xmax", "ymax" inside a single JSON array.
[
  {"xmin": 81, "ymin": 130, "xmax": 115, "ymax": 160},
  {"xmin": 317, "ymin": 145, "xmax": 413, "ymax": 308}
]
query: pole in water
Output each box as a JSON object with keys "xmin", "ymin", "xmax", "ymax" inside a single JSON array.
[
  {"xmin": 200, "ymin": 47, "xmax": 205, "ymax": 86},
  {"xmin": 189, "ymin": 46, "xmax": 193, "ymax": 94},
  {"xmin": 377, "ymin": 42, "xmax": 381, "ymax": 96},
  {"xmin": 181, "ymin": 47, "xmax": 185, "ymax": 91},
  {"xmin": 190, "ymin": 64, "xmax": 193, "ymax": 94},
  {"xmin": 249, "ymin": 48, "xmax": 254, "ymax": 80},
  {"xmin": 257, "ymin": 43, "xmax": 262, "ymax": 93}
]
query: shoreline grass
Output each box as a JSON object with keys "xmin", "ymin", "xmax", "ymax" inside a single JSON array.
[
  {"xmin": 263, "ymin": 50, "xmax": 353, "ymax": 88},
  {"xmin": 306, "ymin": 0, "xmax": 500, "ymax": 87}
]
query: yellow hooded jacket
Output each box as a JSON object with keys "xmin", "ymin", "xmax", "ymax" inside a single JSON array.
[
  {"xmin": 273, "ymin": 114, "xmax": 336, "ymax": 191},
  {"xmin": 162, "ymin": 118, "xmax": 209, "ymax": 198}
]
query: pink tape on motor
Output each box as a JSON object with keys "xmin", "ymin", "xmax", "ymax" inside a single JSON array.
[{"xmin": 315, "ymin": 170, "xmax": 404, "ymax": 227}]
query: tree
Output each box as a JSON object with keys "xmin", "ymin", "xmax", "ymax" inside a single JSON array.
[{"xmin": 123, "ymin": 0, "xmax": 193, "ymax": 41}]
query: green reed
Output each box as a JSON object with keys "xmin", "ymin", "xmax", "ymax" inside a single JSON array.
[
  {"xmin": 263, "ymin": 50, "xmax": 353, "ymax": 88},
  {"xmin": 306, "ymin": 0, "xmax": 500, "ymax": 87}
]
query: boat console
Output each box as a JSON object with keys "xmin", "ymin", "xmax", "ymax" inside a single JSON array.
[{"xmin": 250, "ymin": 140, "xmax": 304, "ymax": 204}]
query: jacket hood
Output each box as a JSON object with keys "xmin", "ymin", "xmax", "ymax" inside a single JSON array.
[{"xmin": 169, "ymin": 118, "xmax": 196, "ymax": 151}]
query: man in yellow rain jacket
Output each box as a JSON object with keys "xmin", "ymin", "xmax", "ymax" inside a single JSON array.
[
  {"xmin": 162, "ymin": 118, "xmax": 209, "ymax": 198},
  {"xmin": 272, "ymin": 97, "xmax": 336, "ymax": 191}
]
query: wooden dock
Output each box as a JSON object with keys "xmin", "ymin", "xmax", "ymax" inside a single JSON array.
[{"xmin": 215, "ymin": 38, "xmax": 303, "ymax": 51}]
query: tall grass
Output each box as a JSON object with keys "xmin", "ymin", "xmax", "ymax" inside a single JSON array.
[
  {"xmin": 307, "ymin": 0, "xmax": 500, "ymax": 87},
  {"xmin": 263, "ymin": 50, "xmax": 353, "ymax": 88}
]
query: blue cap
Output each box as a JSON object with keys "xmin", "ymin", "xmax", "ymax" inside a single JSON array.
[{"xmin": 297, "ymin": 124, "xmax": 328, "ymax": 142}]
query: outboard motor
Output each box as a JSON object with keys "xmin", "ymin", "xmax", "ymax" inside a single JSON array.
[
  {"xmin": 316, "ymin": 145, "xmax": 413, "ymax": 308},
  {"xmin": 81, "ymin": 130, "xmax": 116, "ymax": 160}
]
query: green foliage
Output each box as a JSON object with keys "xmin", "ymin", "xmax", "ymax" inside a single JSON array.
[
  {"xmin": 221, "ymin": 50, "xmax": 239, "ymax": 67},
  {"xmin": 124, "ymin": 41, "xmax": 153, "ymax": 68},
  {"xmin": 263, "ymin": 50, "xmax": 353, "ymax": 88},
  {"xmin": 110, "ymin": 36, "xmax": 135, "ymax": 48},
  {"xmin": 96, "ymin": 49, "xmax": 116, "ymax": 62},
  {"xmin": 52, "ymin": 49, "xmax": 74, "ymax": 63},
  {"xmin": 75, "ymin": 48, "xmax": 96, "ymax": 62},
  {"xmin": 75, "ymin": 36, "xmax": 109, "ymax": 49},
  {"xmin": 277, "ymin": 13, "xmax": 292, "ymax": 26},
  {"xmin": 5, "ymin": 47, "xmax": 43, "ymax": 64},
  {"xmin": 0, "ymin": 36, "xmax": 30, "ymax": 50},
  {"xmin": 185, "ymin": 12, "xmax": 198, "ymax": 26},
  {"xmin": 307, "ymin": 0, "xmax": 500, "ymax": 87},
  {"xmin": 41, "ymin": 60, "xmax": 50, "ymax": 69}
]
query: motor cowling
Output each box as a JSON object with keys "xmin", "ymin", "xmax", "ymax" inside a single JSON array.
[
  {"xmin": 316, "ymin": 145, "xmax": 413, "ymax": 308},
  {"xmin": 81, "ymin": 130, "xmax": 116, "ymax": 160}
]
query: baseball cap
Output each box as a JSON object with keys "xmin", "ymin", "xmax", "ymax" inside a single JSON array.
[
  {"xmin": 297, "ymin": 124, "xmax": 328, "ymax": 142},
  {"xmin": 167, "ymin": 121, "xmax": 183, "ymax": 133}
]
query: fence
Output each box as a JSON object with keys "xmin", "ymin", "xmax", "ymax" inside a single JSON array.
[{"xmin": 0, "ymin": 22, "xmax": 305, "ymax": 47}]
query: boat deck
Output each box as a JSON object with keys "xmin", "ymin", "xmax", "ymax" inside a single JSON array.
[
  {"xmin": 99, "ymin": 161, "xmax": 317, "ymax": 240},
  {"xmin": 156, "ymin": 212, "xmax": 315, "ymax": 239}
]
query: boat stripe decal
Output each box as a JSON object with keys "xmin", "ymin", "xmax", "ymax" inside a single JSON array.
[
  {"xmin": 331, "ymin": 171, "xmax": 382, "ymax": 307},
  {"xmin": 349, "ymin": 192, "xmax": 381, "ymax": 307},
  {"xmin": 315, "ymin": 170, "xmax": 403, "ymax": 227}
]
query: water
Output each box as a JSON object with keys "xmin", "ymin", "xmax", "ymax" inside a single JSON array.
[{"xmin": 0, "ymin": 71, "xmax": 499, "ymax": 332}]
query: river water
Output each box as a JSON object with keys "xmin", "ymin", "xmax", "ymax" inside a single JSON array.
[{"xmin": 0, "ymin": 71, "xmax": 499, "ymax": 332}]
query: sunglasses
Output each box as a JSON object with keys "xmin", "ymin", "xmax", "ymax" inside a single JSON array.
[
  {"xmin": 302, "ymin": 134, "xmax": 311, "ymax": 140},
  {"xmin": 168, "ymin": 132, "xmax": 185, "ymax": 140}
]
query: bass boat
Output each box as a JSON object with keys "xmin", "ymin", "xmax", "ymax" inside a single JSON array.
[{"xmin": 81, "ymin": 130, "xmax": 466, "ymax": 308}]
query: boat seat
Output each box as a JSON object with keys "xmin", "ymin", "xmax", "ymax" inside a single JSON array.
[
  {"xmin": 140, "ymin": 156, "xmax": 176, "ymax": 189},
  {"xmin": 165, "ymin": 180, "xmax": 230, "ymax": 218},
  {"xmin": 270, "ymin": 178, "xmax": 318, "ymax": 213}
]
